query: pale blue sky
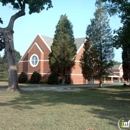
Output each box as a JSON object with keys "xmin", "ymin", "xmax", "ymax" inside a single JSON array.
[{"xmin": 0, "ymin": 0, "xmax": 122, "ymax": 62}]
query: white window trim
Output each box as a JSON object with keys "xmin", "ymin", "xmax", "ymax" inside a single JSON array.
[{"xmin": 30, "ymin": 54, "xmax": 39, "ymax": 67}]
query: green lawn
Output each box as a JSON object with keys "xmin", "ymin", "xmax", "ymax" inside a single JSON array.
[{"xmin": 0, "ymin": 84, "xmax": 129, "ymax": 130}]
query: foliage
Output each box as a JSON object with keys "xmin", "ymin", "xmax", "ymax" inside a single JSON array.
[
  {"xmin": 102, "ymin": 0, "xmax": 130, "ymax": 48},
  {"xmin": 0, "ymin": 49, "xmax": 21, "ymax": 80},
  {"xmin": 113, "ymin": 61, "xmax": 122, "ymax": 65},
  {"xmin": 102, "ymin": 0, "xmax": 130, "ymax": 82},
  {"xmin": 0, "ymin": 33, "xmax": 5, "ymax": 51},
  {"xmin": 3, "ymin": 49, "xmax": 21, "ymax": 66},
  {"xmin": 122, "ymin": 46, "xmax": 130, "ymax": 81},
  {"xmin": 80, "ymin": 38, "xmax": 99, "ymax": 81},
  {"xmin": 18, "ymin": 72, "xmax": 28, "ymax": 83},
  {"xmin": 0, "ymin": 55, "xmax": 6, "ymax": 79},
  {"xmin": 0, "ymin": 18, "xmax": 3, "ymax": 24},
  {"xmin": 102, "ymin": 0, "xmax": 130, "ymax": 24},
  {"xmin": 65, "ymin": 75, "xmax": 71, "ymax": 84},
  {"xmin": 0, "ymin": 54, "xmax": 7, "ymax": 79},
  {"xmin": 48, "ymin": 73, "xmax": 58, "ymax": 84},
  {"xmin": 0, "ymin": 0, "xmax": 53, "ymax": 14},
  {"xmin": 86, "ymin": 0, "xmax": 114, "ymax": 87},
  {"xmin": 30, "ymin": 71, "xmax": 41, "ymax": 84},
  {"xmin": 49, "ymin": 14, "xmax": 77, "ymax": 85}
]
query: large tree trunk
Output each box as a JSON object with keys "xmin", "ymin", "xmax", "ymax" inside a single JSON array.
[
  {"xmin": 0, "ymin": 8, "xmax": 25, "ymax": 91},
  {"xmin": 3, "ymin": 29, "xmax": 19, "ymax": 91},
  {"xmin": 99, "ymin": 80, "xmax": 102, "ymax": 88}
]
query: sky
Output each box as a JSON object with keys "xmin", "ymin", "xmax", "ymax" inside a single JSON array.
[{"xmin": 0, "ymin": 0, "xmax": 122, "ymax": 62}]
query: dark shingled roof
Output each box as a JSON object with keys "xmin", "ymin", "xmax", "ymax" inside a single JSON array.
[{"xmin": 41, "ymin": 35, "xmax": 85, "ymax": 51}]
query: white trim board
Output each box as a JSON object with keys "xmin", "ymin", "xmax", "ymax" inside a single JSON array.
[
  {"xmin": 28, "ymin": 42, "xmax": 44, "ymax": 54},
  {"xmin": 18, "ymin": 73, "xmax": 50, "ymax": 75},
  {"xmin": 19, "ymin": 60, "xmax": 49, "ymax": 62},
  {"xmin": 38, "ymin": 34, "xmax": 51, "ymax": 51}
]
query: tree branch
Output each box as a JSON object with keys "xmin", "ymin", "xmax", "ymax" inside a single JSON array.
[
  {"xmin": 7, "ymin": 2, "xmax": 26, "ymax": 29},
  {"xmin": 17, "ymin": 0, "xmax": 22, "ymax": 9}
]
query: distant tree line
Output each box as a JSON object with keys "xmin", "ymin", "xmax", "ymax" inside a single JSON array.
[{"xmin": 0, "ymin": 50, "xmax": 21, "ymax": 80}]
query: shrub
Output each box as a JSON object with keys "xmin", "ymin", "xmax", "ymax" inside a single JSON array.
[
  {"xmin": 18, "ymin": 72, "xmax": 28, "ymax": 83},
  {"xmin": 48, "ymin": 73, "xmax": 58, "ymax": 84},
  {"xmin": 65, "ymin": 78, "xmax": 71, "ymax": 84},
  {"xmin": 30, "ymin": 71, "xmax": 41, "ymax": 84}
]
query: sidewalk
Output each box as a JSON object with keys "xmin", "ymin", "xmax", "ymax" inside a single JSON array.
[{"xmin": 0, "ymin": 83, "xmax": 123, "ymax": 92}]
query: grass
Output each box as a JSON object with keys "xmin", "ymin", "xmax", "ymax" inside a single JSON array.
[
  {"xmin": 0, "ymin": 83, "xmax": 130, "ymax": 130},
  {"xmin": 0, "ymin": 81, "xmax": 52, "ymax": 88}
]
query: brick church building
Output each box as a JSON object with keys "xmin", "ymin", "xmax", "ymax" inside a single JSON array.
[{"xmin": 18, "ymin": 34, "xmax": 123, "ymax": 84}]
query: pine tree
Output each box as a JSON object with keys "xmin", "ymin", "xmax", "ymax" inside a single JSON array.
[
  {"xmin": 86, "ymin": 0, "xmax": 114, "ymax": 87},
  {"xmin": 49, "ymin": 14, "xmax": 76, "ymax": 85},
  {"xmin": 80, "ymin": 38, "xmax": 99, "ymax": 84}
]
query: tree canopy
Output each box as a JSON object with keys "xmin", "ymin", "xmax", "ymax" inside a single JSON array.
[
  {"xmin": 102, "ymin": 0, "xmax": 130, "ymax": 83},
  {"xmin": 102, "ymin": 0, "xmax": 130, "ymax": 21},
  {"xmin": 0, "ymin": 0, "xmax": 53, "ymax": 14},
  {"xmin": 86, "ymin": 0, "xmax": 114, "ymax": 87},
  {"xmin": 80, "ymin": 38, "xmax": 99, "ymax": 83},
  {"xmin": 49, "ymin": 14, "xmax": 76, "ymax": 85}
]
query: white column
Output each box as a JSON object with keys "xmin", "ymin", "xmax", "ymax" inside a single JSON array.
[{"xmin": 111, "ymin": 77, "xmax": 113, "ymax": 83}]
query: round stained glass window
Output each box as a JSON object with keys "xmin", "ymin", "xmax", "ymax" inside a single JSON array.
[{"xmin": 30, "ymin": 54, "xmax": 39, "ymax": 67}]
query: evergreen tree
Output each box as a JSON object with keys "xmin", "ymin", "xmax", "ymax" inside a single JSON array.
[
  {"xmin": 49, "ymin": 14, "xmax": 76, "ymax": 85},
  {"xmin": 0, "ymin": 50, "xmax": 21, "ymax": 80},
  {"xmin": 86, "ymin": 0, "xmax": 114, "ymax": 87},
  {"xmin": 0, "ymin": 54, "xmax": 7, "ymax": 79},
  {"xmin": 80, "ymin": 38, "xmax": 99, "ymax": 84}
]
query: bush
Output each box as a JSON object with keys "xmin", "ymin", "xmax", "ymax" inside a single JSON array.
[
  {"xmin": 30, "ymin": 71, "xmax": 41, "ymax": 84},
  {"xmin": 65, "ymin": 78, "xmax": 71, "ymax": 84},
  {"xmin": 48, "ymin": 73, "xmax": 58, "ymax": 84},
  {"xmin": 18, "ymin": 72, "xmax": 28, "ymax": 83}
]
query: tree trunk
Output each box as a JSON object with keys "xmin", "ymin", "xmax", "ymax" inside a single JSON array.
[
  {"xmin": 4, "ymin": 29, "xmax": 19, "ymax": 91},
  {"xmin": 0, "ymin": 7, "xmax": 25, "ymax": 91},
  {"xmin": 62, "ymin": 76, "xmax": 65, "ymax": 85},
  {"xmin": 99, "ymin": 80, "xmax": 102, "ymax": 88}
]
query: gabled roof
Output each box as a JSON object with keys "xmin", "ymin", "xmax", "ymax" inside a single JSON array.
[
  {"xmin": 41, "ymin": 35, "xmax": 53, "ymax": 48},
  {"xmin": 75, "ymin": 38, "xmax": 85, "ymax": 51},
  {"xmin": 39, "ymin": 35, "xmax": 85, "ymax": 53}
]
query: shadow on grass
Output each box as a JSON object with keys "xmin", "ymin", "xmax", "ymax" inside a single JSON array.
[{"xmin": 1, "ymin": 86, "xmax": 130, "ymax": 128}]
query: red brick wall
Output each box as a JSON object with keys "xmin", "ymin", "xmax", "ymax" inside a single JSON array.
[
  {"xmin": 18, "ymin": 35, "xmax": 51, "ymax": 79},
  {"xmin": 18, "ymin": 37, "xmax": 86, "ymax": 84},
  {"xmin": 71, "ymin": 47, "xmax": 85, "ymax": 84}
]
